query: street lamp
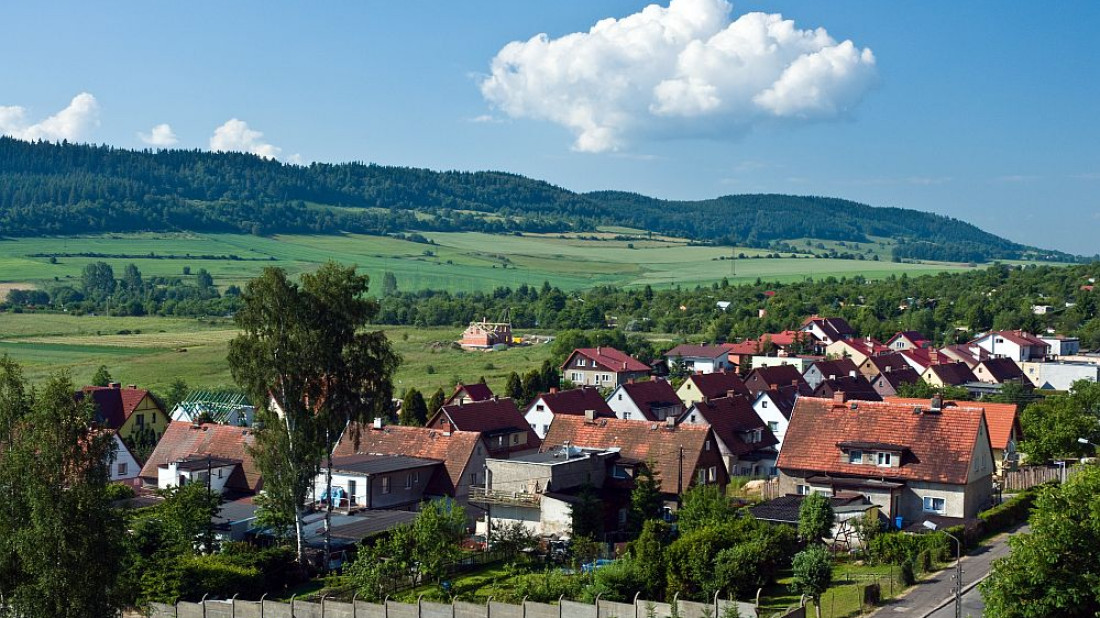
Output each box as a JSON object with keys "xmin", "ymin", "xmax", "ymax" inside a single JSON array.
[{"xmin": 923, "ymin": 520, "xmax": 963, "ymax": 618}]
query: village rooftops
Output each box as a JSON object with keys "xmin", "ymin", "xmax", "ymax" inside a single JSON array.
[
  {"xmin": 665, "ymin": 343, "xmax": 730, "ymax": 359},
  {"xmin": 886, "ymin": 397, "xmax": 1021, "ymax": 451},
  {"xmin": 445, "ymin": 382, "xmax": 494, "ymax": 405},
  {"xmin": 332, "ymin": 423, "xmax": 483, "ymax": 496},
  {"xmin": 430, "ymin": 396, "xmax": 540, "ymax": 451},
  {"xmin": 165, "ymin": 455, "xmax": 242, "ymax": 471},
  {"xmin": 140, "ymin": 421, "xmax": 261, "ymax": 492},
  {"xmin": 681, "ymin": 371, "xmax": 750, "ymax": 399},
  {"xmin": 78, "ymin": 383, "xmax": 152, "ymax": 429},
  {"xmin": 611, "ymin": 379, "xmax": 682, "ymax": 421},
  {"xmin": 531, "ymin": 387, "xmax": 615, "ymax": 417}
]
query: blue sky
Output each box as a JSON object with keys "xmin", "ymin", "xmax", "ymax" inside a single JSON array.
[{"xmin": 1, "ymin": 1, "xmax": 1097, "ymax": 254}]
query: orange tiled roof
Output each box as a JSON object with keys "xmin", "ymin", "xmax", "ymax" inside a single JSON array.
[
  {"xmin": 333, "ymin": 423, "xmax": 482, "ymax": 496},
  {"xmin": 886, "ymin": 397, "xmax": 1020, "ymax": 451},
  {"xmin": 542, "ymin": 415, "xmax": 713, "ymax": 494},
  {"xmin": 139, "ymin": 421, "xmax": 260, "ymax": 492},
  {"xmin": 565, "ymin": 348, "xmax": 650, "ymax": 373},
  {"xmin": 778, "ymin": 397, "xmax": 987, "ymax": 485}
]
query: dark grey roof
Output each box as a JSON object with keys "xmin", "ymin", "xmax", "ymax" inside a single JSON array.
[
  {"xmin": 328, "ymin": 510, "xmax": 419, "ymax": 541},
  {"xmin": 749, "ymin": 494, "xmax": 871, "ymax": 524},
  {"xmin": 329, "ymin": 454, "xmax": 442, "ymax": 475},
  {"xmin": 165, "ymin": 455, "xmax": 241, "ymax": 471},
  {"xmin": 213, "ymin": 497, "xmax": 260, "ymax": 526}
]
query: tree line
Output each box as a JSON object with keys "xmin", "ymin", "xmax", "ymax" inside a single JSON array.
[{"xmin": 1, "ymin": 137, "xmax": 1081, "ymax": 262}]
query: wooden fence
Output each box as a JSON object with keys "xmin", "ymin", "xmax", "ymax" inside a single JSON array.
[{"xmin": 1001, "ymin": 463, "xmax": 1080, "ymax": 492}]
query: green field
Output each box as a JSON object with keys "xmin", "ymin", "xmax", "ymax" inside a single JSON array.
[
  {"xmin": 0, "ymin": 313, "xmax": 553, "ymax": 396},
  {"xmin": 0, "ymin": 231, "xmax": 978, "ymax": 295}
]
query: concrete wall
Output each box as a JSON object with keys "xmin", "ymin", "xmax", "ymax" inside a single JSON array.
[{"xmin": 151, "ymin": 597, "xmax": 761, "ymax": 618}]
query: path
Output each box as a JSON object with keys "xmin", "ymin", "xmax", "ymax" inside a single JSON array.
[{"xmin": 869, "ymin": 525, "xmax": 1026, "ymax": 618}]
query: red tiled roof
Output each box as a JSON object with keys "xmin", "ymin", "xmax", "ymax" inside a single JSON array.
[
  {"xmin": 809, "ymin": 358, "xmax": 860, "ymax": 380},
  {"xmin": 689, "ymin": 396, "xmax": 777, "ymax": 456},
  {"xmin": 778, "ymin": 397, "xmax": 988, "ymax": 485},
  {"xmin": 541, "ymin": 415, "xmax": 714, "ymax": 494},
  {"xmin": 721, "ymin": 341, "xmax": 761, "ymax": 356},
  {"xmin": 939, "ymin": 345, "xmax": 990, "ymax": 367},
  {"xmin": 430, "ymin": 397, "xmax": 541, "ymax": 452},
  {"xmin": 863, "ymin": 353, "xmax": 913, "ymax": 375},
  {"xmin": 924, "ymin": 362, "xmax": 978, "ymax": 386},
  {"xmin": 665, "ymin": 344, "xmax": 730, "ymax": 360},
  {"xmin": 888, "ymin": 331, "xmax": 930, "ymax": 346},
  {"xmin": 78, "ymin": 385, "xmax": 157, "ymax": 430},
  {"xmin": 813, "ymin": 375, "xmax": 882, "ymax": 402},
  {"xmin": 683, "ymin": 371, "xmax": 751, "ymax": 399},
  {"xmin": 975, "ymin": 358, "xmax": 1026, "ymax": 383},
  {"xmin": 565, "ymin": 348, "xmax": 650, "ymax": 373},
  {"xmin": 755, "ymin": 386, "xmax": 800, "ymax": 419},
  {"xmin": 760, "ymin": 330, "xmax": 802, "ymax": 347},
  {"xmin": 531, "ymin": 387, "xmax": 615, "ymax": 417},
  {"xmin": 872, "ymin": 368, "xmax": 922, "ymax": 390},
  {"xmin": 445, "ymin": 382, "xmax": 495, "ymax": 405},
  {"xmin": 899, "ymin": 348, "xmax": 948, "ymax": 371},
  {"xmin": 616, "ymin": 379, "xmax": 682, "ymax": 422},
  {"xmin": 886, "ymin": 398, "xmax": 1020, "ymax": 451},
  {"xmin": 332, "ymin": 424, "xmax": 482, "ymax": 496},
  {"xmin": 745, "ymin": 365, "xmax": 811, "ymax": 395},
  {"xmin": 975, "ymin": 330, "xmax": 1049, "ymax": 349},
  {"xmin": 139, "ymin": 422, "xmax": 260, "ymax": 492},
  {"xmin": 835, "ymin": 338, "xmax": 888, "ymax": 357},
  {"xmin": 801, "ymin": 316, "xmax": 857, "ymax": 341}
]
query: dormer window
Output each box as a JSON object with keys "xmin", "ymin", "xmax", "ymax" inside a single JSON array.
[
  {"xmin": 876, "ymin": 452, "xmax": 892, "ymax": 467},
  {"xmin": 577, "ymin": 359, "xmax": 587, "ymax": 367},
  {"xmin": 848, "ymin": 449, "xmax": 863, "ymax": 464}
]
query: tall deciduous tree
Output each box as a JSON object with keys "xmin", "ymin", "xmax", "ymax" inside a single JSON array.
[
  {"xmin": 92, "ymin": 364, "xmax": 113, "ymax": 387},
  {"xmin": 400, "ymin": 387, "xmax": 428, "ymax": 426},
  {"xmin": 628, "ymin": 463, "xmax": 663, "ymax": 535},
  {"xmin": 426, "ymin": 387, "xmax": 446, "ymax": 418},
  {"xmin": 1019, "ymin": 380, "xmax": 1100, "ymax": 463},
  {"xmin": 228, "ymin": 263, "xmax": 400, "ymax": 565},
  {"xmin": 0, "ymin": 365, "xmax": 125, "ymax": 617}
]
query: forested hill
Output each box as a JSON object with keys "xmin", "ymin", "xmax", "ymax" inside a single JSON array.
[{"xmin": 0, "ymin": 137, "xmax": 1072, "ymax": 262}]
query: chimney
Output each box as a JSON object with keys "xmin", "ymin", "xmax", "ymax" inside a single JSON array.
[
  {"xmin": 930, "ymin": 395, "xmax": 943, "ymax": 412},
  {"xmin": 829, "ymin": 374, "xmax": 837, "ymax": 380},
  {"xmin": 769, "ymin": 383, "xmax": 778, "ymax": 391},
  {"xmin": 492, "ymin": 394, "xmax": 498, "ymax": 402},
  {"xmin": 110, "ymin": 382, "xmax": 121, "ymax": 389},
  {"xmin": 372, "ymin": 417, "xmax": 383, "ymax": 430},
  {"xmin": 622, "ymin": 361, "xmax": 627, "ymax": 370},
  {"xmin": 701, "ymin": 395, "xmax": 709, "ymax": 404},
  {"xmin": 584, "ymin": 409, "xmax": 596, "ymax": 422},
  {"xmin": 849, "ymin": 370, "xmax": 857, "ymax": 378},
  {"xmin": 832, "ymin": 391, "xmax": 847, "ymax": 404},
  {"xmin": 549, "ymin": 387, "xmax": 558, "ymax": 394},
  {"xmin": 127, "ymin": 384, "xmax": 137, "ymax": 389},
  {"xmin": 726, "ymin": 389, "xmax": 738, "ymax": 399},
  {"xmin": 665, "ymin": 416, "xmax": 676, "ymax": 429},
  {"xmin": 791, "ymin": 379, "xmax": 799, "ymax": 387},
  {"xmin": 458, "ymin": 398, "xmax": 464, "ymax": 407},
  {"xmin": 930, "ymin": 349, "xmax": 939, "ymax": 364},
  {"xmin": 597, "ymin": 346, "xmax": 602, "ymax": 356}
]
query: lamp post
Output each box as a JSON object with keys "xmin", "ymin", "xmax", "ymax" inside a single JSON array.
[{"xmin": 924, "ymin": 520, "xmax": 963, "ymax": 618}]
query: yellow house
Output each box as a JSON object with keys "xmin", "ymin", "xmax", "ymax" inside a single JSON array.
[{"xmin": 80, "ymin": 384, "xmax": 169, "ymax": 459}]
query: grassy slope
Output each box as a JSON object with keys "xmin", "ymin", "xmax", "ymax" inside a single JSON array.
[
  {"xmin": 0, "ymin": 313, "xmax": 552, "ymax": 395},
  {"xmin": 0, "ymin": 232, "xmax": 977, "ymax": 294}
]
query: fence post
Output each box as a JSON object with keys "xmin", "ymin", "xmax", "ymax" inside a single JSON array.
[
  {"xmin": 290, "ymin": 594, "xmax": 296, "ymax": 618},
  {"xmin": 352, "ymin": 593, "xmax": 359, "ymax": 618},
  {"xmin": 260, "ymin": 593, "xmax": 268, "ymax": 618},
  {"xmin": 486, "ymin": 595, "xmax": 493, "ymax": 618},
  {"xmin": 418, "ymin": 594, "xmax": 424, "ymax": 618},
  {"xmin": 522, "ymin": 595, "xmax": 529, "ymax": 618},
  {"xmin": 713, "ymin": 591, "xmax": 720, "ymax": 618},
  {"xmin": 321, "ymin": 594, "xmax": 327, "ymax": 618},
  {"xmin": 632, "ymin": 592, "xmax": 641, "ymax": 618},
  {"xmin": 231, "ymin": 593, "xmax": 239, "ymax": 618},
  {"xmin": 201, "ymin": 593, "xmax": 209, "ymax": 618},
  {"xmin": 672, "ymin": 592, "xmax": 679, "ymax": 618},
  {"xmin": 558, "ymin": 594, "xmax": 565, "ymax": 618}
]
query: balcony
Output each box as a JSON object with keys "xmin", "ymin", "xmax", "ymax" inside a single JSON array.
[{"xmin": 469, "ymin": 486, "xmax": 540, "ymax": 507}]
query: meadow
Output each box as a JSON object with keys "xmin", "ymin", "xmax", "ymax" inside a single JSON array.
[
  {"xmin": 0, "ymin": 313, "xmax": 554, "ymax": 397},
  {"xmin": 0, "ymin": 231, "xmax": 978, "ymax": 295}
]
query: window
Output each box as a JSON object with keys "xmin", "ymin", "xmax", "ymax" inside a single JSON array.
[
  {"xmin": 536, "ymin": 404, "xmax": 545, "ymax": 412},
  {"xmin": 623, "ymin": 411, "xmax": 632, "ymax": 420},
  {"xmin": 618, "ymin": 508, "xmax": 628, "ymax": 525},
  {"xmin": 768, "ymin": 421, "xmax": 778, "ymax": 432},
  {"xmin": 412, "ymin": 472, "xmax": 420, "ymax": 485},
  {"xmin": 697, "ymin": 469, "xmax": 707, "ymax": 484},
  {"xmin": 511, "ymin": 434, "xmax": 518, "ymax": 444},
  {"xmin": 761, "ymin": 400, "xmax": 769, "ymax": 408},
  {"xmin": 923, "ymin": 496, "xmax": 946, "ymax": 514},
  {"xmin": 876, "ymin": 452, "xmax": 892, "ymax": 467},
  {"xmin": 381, "ymin": 477, "xmax": 391, "ymax": 494},
  {"xmin": 348, "ymin": 480, "xmax": 357, "ymax": 505},
  {"xmin": 690, "ymin": 414, "xmax": 697, "ymax": 423},
  {"xmin": 577, "ymin": 359, "xmax": 587, "ymax": 367},
  {"xmin": 542, "ymin": 424, "xmax": 550, "ymax": 435},
  {"xmin": 705, "ymin": 440, "xmax": 711, "ymax": 451},
  {"xmin": 849, "ymin": 450, "xmax": 863, "ymax": 464},
  {"xmin": 618, "ymin": 394, "xmax": 623, "ymax": 401},
  {"xmin": 708, "ymin": 466, "xmax": 717, "ymax": 482},
  {"xmin": 529, "ymin": 423, "xmax": 536, "ymax": 430},
  {"xmin": 470, "ymin": 472, "xmax": 478, "ymax": 485},
  {"xmin": 136, "ymin": 414, "xmax": 145, "ymax": 428},
  {"xmin": 796, "ymin": 484, "xmax": 810, "ymax": 495},
  {"xmin": 117, "ymin": 462, "xmax": 127, "ymax": 476},
  {"xmin": 612, "ymin": 465, "xmax": 628, "ymax": 479}
]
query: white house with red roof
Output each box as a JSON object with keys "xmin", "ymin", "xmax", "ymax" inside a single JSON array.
[
  {"xmin": 560, "ymin": 347, "xmax": 650, "ymax": 387},
  {"xmin": 971, "ymin": 331, "xmax": 1050, "ymax": 363},
  {"xmin": 606, "ymin": 378, "xmax": 683, "ymax": 422},
  {"xmin": 524, "ymin": 387, "xmax": 615, "ymax": 439},
  {"xmin": 801, "ymin": 316, "xmax": 857, "ymax": 349},
  {"xmin": 886, "ymin": 331, "xmax": 931, "ymax": 351},
  {"xmin": 664, "ymin": 343, "xmax": 732, "ymax": 374}
]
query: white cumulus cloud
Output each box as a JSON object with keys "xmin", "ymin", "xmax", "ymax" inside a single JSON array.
[
  {"xmin": 138, "ymin": 123, "xmax": 179, "ymax": 146},
  {"xmin": 480, "ymin": 0, "xmax": 877, "ymax": 152},
  {"xmin": 209, "ymin": 118, "xmax": 282, "ymax": 160},
  {"xmin": 0, "ymin": 92, "xmax": 100, "ymax": 142}
]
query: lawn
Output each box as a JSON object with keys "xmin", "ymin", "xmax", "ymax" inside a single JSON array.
[
  {"xmin": 0, "ymin": 313, "xmax": 553, "ymax": 396},
  {"xmin": 0, "ymin": 232, "xmax": 987, "ymax": 295},
  {"xmin": 759, "ymin": 561, "xmax": 907, "ymax": 618}
]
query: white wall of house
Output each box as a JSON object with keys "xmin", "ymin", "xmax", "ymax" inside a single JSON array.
[
  {"xmin": 671, "ymin": 356, "xmax": 731, "ymax": 374},
  {"xmin": 1042, "ymin": 337, "xmax": 1080, "ymax": 357},
  {"xmin": 524, "ymin": 397, "xmax": 555, "ymax": 439},
  {"xmin": 753, "ymin": 393, "xmax": 791, "ymax": 452},
  {"xmin": 477, "ymin": 495, "xmax": 575, "ymax": 539},
  {"xmin": 157, "ymin": 461, "xmax": 237, "ymax": 493},
  {"xmin": 606, "ymin": 385, "xmax": 645, "ymax": 421},
  {"xmin": 109, "ymin": 435, "xmax": 140, "ymax": 482},
  {"xmin": 750, "ymin": 356, "xmax": 813, "ymax": 372},
  {"xmin": 1020, "ymin": 361, "xmax": 1100, "ymax": 390}
]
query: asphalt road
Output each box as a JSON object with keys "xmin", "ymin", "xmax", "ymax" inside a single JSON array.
[{"xmin": 869, "ymin": 525, "xmax": 1026, "ymax": 618}]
